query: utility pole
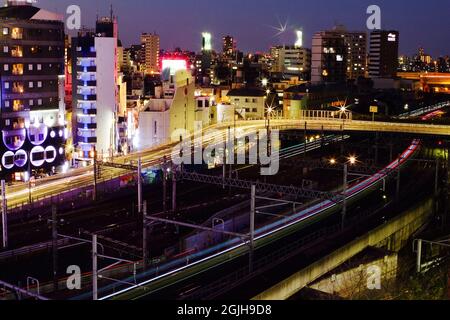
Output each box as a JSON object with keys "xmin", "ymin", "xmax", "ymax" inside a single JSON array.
[
  {"xmin": 143, "ymin": 201, "xmax": 148, "ymax": 270},
  {"xmin": 374, "ymin": 132, "xmax": 379, "ymax": 165},
  {"xmin": 1, "ymin": 180, "xmax": 7, "ymax": 249},
  {"xmin": 304, "ymin": 122, "xmax": 307, "ymax": 156},
  {"xmin": 228, "ymin": 126, "xmax": 233, "ymax": 180},
  {"xmin": 92, "ymin": 234, "xmax": 98, "ymax": 300},
  {"xmin": 222, "ymin": 143, "xmax": 226, "ymax": 190},
  {"xmin": 342, "ymin": 164, "xmax": 348, "ymax": 230},
  {"xmin": 249, "ymin": 185, "xmax": 256, "ymax": 273},
  {"xmin": 52, "ymin": 205, "xmax": 58, "ymax": 291},
  {"xmin": 163, "ymin": 166, "xmax": 168, "ymax": 213},
  {"xmin": 416, "ymin": 239, "xmax": 422, "ymax": 273},
  {"xmin": 137, "ymin": 158, "xmax": 142, "ymax": 214},
  {"xmin": 93, "ymin": 147, "xmax": 98, "ymax": 201},
  {"xmin": 172, "ymin": 167, "xmax": 177, "ymax": 213},
  {"xmin": 396, "ymin": 157, "xmax": 401, "ymax": 202},
  {"xmin": 435, "ymin": 158, "xmax": 440, "ymax": 198}
]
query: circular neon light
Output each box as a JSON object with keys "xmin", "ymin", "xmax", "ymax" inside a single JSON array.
[
  {"xmin": 14, "ymin": 149, "xmax": 28, "ymax": 168},
  {"xmin": 30, "ymin": 146, "xmax": 45, "ymax": 167},
  {"xmin": 2, "ymin": 151, "xmax": 15, "ymax": 169},
  {"xmin": 45, "ymin": 146, "xmax": 57, "ymax": 163},
  {"xmin": 50, "ymin": 131, "xmax": 56, "ymax": 138}
]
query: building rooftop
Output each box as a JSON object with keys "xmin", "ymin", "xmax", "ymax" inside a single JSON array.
[
  {"xmin": 0, "ymin": 4, "xmax": 62, "ymax": 22},
  {"xmin": 0, "ymin": 5, "xmax": 39, "ymax": 19},
  {"xmin": 227, "ymin": 88, "xmax": 266, "ymax": 97},
  {"xmin": 285, "ymin": 82, "xmax": 352, "ymax": 94}
]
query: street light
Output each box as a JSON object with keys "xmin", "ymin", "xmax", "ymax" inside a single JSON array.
[
  {"xmin": 262, "ymin": 78, "xmax": 268, "ymax": 87},
  {"xmin": 342, "ymin": 154, "xmax": 358, "ymax": 230}
]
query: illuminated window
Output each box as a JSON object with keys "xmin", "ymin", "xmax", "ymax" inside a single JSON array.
[
  {"xmin": 3, "ymin": 64, "xmax": 8, "ymax": 71},
  {"xmin": 3, "ymin": 46, "xmax": 8, "ymax": 53},
  {"xmin": 29, "ymin": 81, "xmax": 33, "ymax": 88},
  {"xmin": 13, "ymin": 100, "xmax": 23, "ymax": 111},
  {"xmin": 37, "ymin": 81, "xmax": 42, "ymax": 88},
  {"xmin": 4, "ymin": 82, "xmax": 9, "ymax": 89},
  {"xmin": 28, "ymin": 64, "xmax": 33, "ymax": 71},
  {"xmin": 12, "ymin": 64, "xmax": 23, "ymax": 75},
  {"xmin": 11, "ymin": 46, "xmax": 23, "ymax": 57},
  {"xmin": 2, "ymin": 27, "xmax": 8, "ymax": 35},
  {"xmin": 37, "ymin": 64, "xmax": 42, "ymax": 70},
  {"xmin": 12, "ymin": 82, "xmax": 24, "ymax": 94},
  {"xmin": 11, "ymin": 28, "xmax": 23, "ymax": 40},
  {"xmin": 4, "ymin": 101, "xmax": 10, "ymax": 108}
]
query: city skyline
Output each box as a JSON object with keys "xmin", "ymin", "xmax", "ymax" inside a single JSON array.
[{"xmin": 37, "ymin": 0, "xmax": 450, "ymax": 57}]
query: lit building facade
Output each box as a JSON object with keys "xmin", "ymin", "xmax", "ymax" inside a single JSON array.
[
  {"xmin": 342, "ymin": 30, "xmax": 367, "ymax": 80},
  {"xmin": 136, "ymin": 70, "xmax": 196, "ymax": 150},
  {"xmin": 311, "ymin": 30, "xmax": 347, "ymax": 83},
  {"xmin": 227, "ymin": 88, "xmax": 266, "ymax": 120},
  {"xmin": 223, "ymin": 35, "xmax": 236, "ymax": 57},
  {"xmin": 270, "ymin": 45, "xmax": 311, "ymax": 80},
  {"xmin": 141, "ymin": 33, "xmax": 160, "ymax": 75},
  {"xmin": 0, "ymin": 2, "xmax": 66, "ymax": 181},
  {"xmin": 71, "ymin": 18, "xmax": 119, "ymax": 160}
]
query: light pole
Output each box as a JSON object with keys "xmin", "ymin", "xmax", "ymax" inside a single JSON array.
[
  {"xmin": 91, "ymin": 147, "xmax": 98, "ymax": 201},
  {"xmin": 137, "ymin": 158, "xmax": 142, "ymax": 214},
  {"xmin": 342, "ymin": 156, "xmax": 357, "ymax": 230},
  {"xmin": 92, "ymin": 234, "xmax": 98, "ymax": 300},
  {"xmin": 249, "ymin": 185, "xmax": 256, "ymax": 273},
  {"xmin": 342, "ymin": 163, "xmax": 348, "ymax": 231},
  {"xmin": 28, "ymin": 150, "xmax": 32, "ymax": 205}
]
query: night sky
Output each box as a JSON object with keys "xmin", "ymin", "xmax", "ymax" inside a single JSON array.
[{"xmin": 37, "ymin": 0, "xmax": 450, "ymax": 57}]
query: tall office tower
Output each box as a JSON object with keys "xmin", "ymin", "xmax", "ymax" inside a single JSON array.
[
  {"xmin": 71, "ymin": 17, "xmax": 119, "ymax": 161},
  {"xmin": 270, "ymin": 45, "xmax": 311, "ymax": 80},
  {"xmin": 223, "ymin": 35, "xmax": 236, "ymax": 56},
  {"xmin": 0, "ymin": 1, "xmax": 67, "ymax": 181},
  {"xmin": 141, "ymin": 33, "xmax": 160, "ymax": 75},
  {"xmin": 311, "ymin": 30, "xmax": 347, "ymax": 83},
  {"xmin": 369, "ymin": 30, "xmax": 399, "ymax": 78}
]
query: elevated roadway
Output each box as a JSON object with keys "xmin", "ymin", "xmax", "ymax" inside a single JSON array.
[{"xmin": 3, "ymin": 117, "xmax": 449, "ymax": 209}]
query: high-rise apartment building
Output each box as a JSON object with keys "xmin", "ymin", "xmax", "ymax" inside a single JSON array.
[
  {"xmin": 312, "ymin": 26, "xmax": 367, "ymax": 83},
  {"xmin": 0, "ymin": 1, "xmax": 66, "ymax": 181},
  {"xmin": 341, "ymin": 29, "xmax": 367, "ymax": 79},
  {"xmin": 141, "ymin": 33, "xmax": 160, "ymax": 75},
  {"xmin": 369, "ymin": 30, "xmax": 399, "ymax": 78},
  {"xmin": 72, "ymin": 17, "xmax": 119, "ymax": 160},
  {"xmin": 311, "ymin": 31, "xmax": 347, "ymax": 83},
  {"xmin": 223, "ymin": 35, "xmax": 236, "ymax": 56}
]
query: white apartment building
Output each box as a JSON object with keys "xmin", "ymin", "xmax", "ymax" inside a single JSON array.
[{"xmin": 136, "ymin": 70, "xmax": 196, "ymax": 150}]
